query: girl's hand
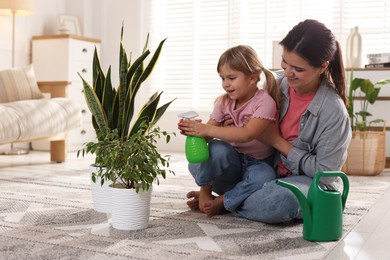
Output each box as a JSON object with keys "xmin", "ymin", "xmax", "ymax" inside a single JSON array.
[
  {"xmin": 178, "ymin": 119, "xmax": 209, "ymax": 137},
  {"xmin": 177, "ymin": 118, "xmax": 203, "ymax": 136}
]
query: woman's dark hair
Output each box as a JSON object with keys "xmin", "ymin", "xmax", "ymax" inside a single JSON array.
[{"xmin": 280, "ymin": 19, "xmax": 347, "ymax": 105}]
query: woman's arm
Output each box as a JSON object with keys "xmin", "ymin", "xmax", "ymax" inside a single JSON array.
[{"xmin": 257, "ymin": 121, "xmax": 293, "ymax": 157}]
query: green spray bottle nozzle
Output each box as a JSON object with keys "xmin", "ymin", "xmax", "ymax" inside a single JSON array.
[
  {"xmin": 178, "ymin": 111, "xmax": 210, "ymax": 163},
  {"xmin": 178, "ymin": 111, "xmax": 199, "ymax": 120}
]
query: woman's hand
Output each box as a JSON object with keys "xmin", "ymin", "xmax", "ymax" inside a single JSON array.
[{"xmin": 222, "ymin": 114, "xmax": 234, "ymax": 127}]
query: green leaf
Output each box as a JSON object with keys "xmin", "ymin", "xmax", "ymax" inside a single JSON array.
[{"xmin": 79, "ymin": 75, "xmax": 108, "ymax": 136}]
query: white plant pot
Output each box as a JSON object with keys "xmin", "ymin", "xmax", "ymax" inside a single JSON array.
[
  {"xmin": 89, "ymin": 165, "xmax": 112, "ymax": 213},
  {"xmin": 110, "ymin": 185, "xmax": 152, "ymax": 230}
]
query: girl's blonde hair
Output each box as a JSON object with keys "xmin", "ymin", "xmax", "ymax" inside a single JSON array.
[{"xmin": 217, "ymin": 45, "xmax": 281, "ymax": 108}]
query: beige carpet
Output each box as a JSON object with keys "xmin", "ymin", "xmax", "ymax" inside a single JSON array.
[{"xmin": 0, "ymin": 155, "xmax": 390, "ymax": 259}]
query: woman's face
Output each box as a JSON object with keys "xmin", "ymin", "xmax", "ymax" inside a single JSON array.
[{"xmin": 281, "ymin": 48, "xmax": 327, "ymax": 95}]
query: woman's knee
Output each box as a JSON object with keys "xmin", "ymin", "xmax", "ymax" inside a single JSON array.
[{"xmin": 238, "ymin": 180, "xmax": 302, "ymax": 224}]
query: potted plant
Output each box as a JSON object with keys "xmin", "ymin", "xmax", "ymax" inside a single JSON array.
[
  {"xmin": 77, "ymin": 24, "xmax": 176, "ymax": 223},
  {"xmin": 343, "ymin": 72, "xmax": 390, "ymax": 175}
]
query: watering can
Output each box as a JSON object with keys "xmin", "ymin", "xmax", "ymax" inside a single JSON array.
[{"xmin": 276, "ymin": 171, "xmax": 349, "ymax": 242}]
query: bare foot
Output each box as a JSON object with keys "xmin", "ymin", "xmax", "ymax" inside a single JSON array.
[
  {"xmin": 203, "ymin": 195, "xmax": 226, "ymax": 217},
  {"xmin": 199, "ymin": 186, "xmax": 214, "ymax": 212},
  {"xmin": 186, "ymin": 189, "xmax": 217, "ymax": 212},
  {"xmin": 186, "ymin": 191, "xmax": 200, "ymax": 210}
]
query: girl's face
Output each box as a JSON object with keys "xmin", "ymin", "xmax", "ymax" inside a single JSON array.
[
  {"xmin": 219, "ymin": 63, "xmax": 258, "ymax": 105},
  {"xmin": 281, "ymin": 48, "xmax": 328, "ymax": 95}
]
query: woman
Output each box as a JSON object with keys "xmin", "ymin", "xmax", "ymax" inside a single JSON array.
[{"xmin": 186, "ymin": 19, "xmax": 352, "ymax": 224}]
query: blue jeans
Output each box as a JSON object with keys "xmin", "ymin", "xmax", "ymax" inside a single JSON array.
[
  {"xmin": 188, "ymin": 139, "xmax": 276, "ymax": 214},
  {"xmin": 237, "ymin": 175, "xmax": 313, "ymax": 223}
]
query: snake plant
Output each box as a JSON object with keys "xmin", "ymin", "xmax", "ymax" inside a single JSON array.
[
  {"xmin": 77, "ymin": 25, "xmax": 176, "ymax": 188},
  {"xmin": 79, "ymin": 25, "xmax": 175, "ymax": 143}
]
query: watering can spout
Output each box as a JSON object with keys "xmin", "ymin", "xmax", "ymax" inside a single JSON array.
[{"xmin": 276, "ymin": 180, "xmax": 312, "ymax": 232}]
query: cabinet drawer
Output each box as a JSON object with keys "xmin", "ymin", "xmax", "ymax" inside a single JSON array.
[
  {"xmin": 80, "ymin": 103, "xmax": 92, "ymax": 123},
  {"xmin": 68, "ymin": 84, "xmax": 85, "ymax": 101},
  {"xmin": 71, "ymin": 61, "xmax": 93, "ymax": 81},
  {"xmin": 68, "ymin": 123, "xmax": 97, "ymax": 146},
  {"xmin": 71, "ymin": 40, "xmax": 98, "ymax": 62}
]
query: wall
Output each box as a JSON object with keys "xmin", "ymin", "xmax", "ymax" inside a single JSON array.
[
  {"xmin": 1, "ymin": 1, "xmax": 389, "ymax": 157},
  {"xmin": 0, "ymin": 0, "xmax": 144, "ymax": 151}
]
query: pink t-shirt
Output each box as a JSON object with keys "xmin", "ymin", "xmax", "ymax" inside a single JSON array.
[
  {"xmin": 280, "ymin": 87, "xmax": 316, "ymax": 141},
  {"xmin": 210, "ymin": 89, "xmax": 277, "ymax": 160},
  {"xmin": 278, "ymin": 87, "xmax": 316, "ymax": 176}
]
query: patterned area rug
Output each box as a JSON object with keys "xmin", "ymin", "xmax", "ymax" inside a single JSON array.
[{"xmin": 1, "ymin": 154, "xmax": 390, "ymax": 260}]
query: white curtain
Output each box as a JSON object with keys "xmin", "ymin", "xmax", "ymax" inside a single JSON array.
[{"xmin": 143, "ymin": 0, "xmax": 390, "ymax": 112}]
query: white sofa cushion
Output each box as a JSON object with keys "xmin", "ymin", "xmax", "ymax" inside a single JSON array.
[
  {"xmin": 0, "ymin": 98, "xmax": 81, "ymax": 144},
  {"xmin": 0, "ymin": 65, "xmax": 44, "ymax": 103}
]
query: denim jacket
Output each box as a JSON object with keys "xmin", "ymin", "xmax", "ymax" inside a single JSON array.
[{"xmin": 276, "ymin": 71, "xmax": 352, "ymax": 182}]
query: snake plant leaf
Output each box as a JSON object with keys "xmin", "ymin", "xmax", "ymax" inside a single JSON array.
[
  {"xmin": 79, "ymin": 74, "xmax": 108, "ymax": 136},
  {"xmin": 133, "ymin": 38, "xmax": 166, "ymax": 92},
  {"xmin": 92, "ymin": 48, "xmax": 106, "ymax": 102},
  {"xmin": 129, "ymin": 92, "xmax": 162, "ymax": 137},
  {"xmin": 117, "ymin": 42, "xmax": 129, "ymax": 140},
  {"xmin": 123, "ymin": 39, "xmax": 166, "ymax": 139},
  {"xmin": 153, "ymin": 97, "xmax": 177, "ymax": 126},
  {"xmin": 122, "ymin": 51, "xmax": 151, "ymax": 139},
  {"xmin": 128, "ymin": 50, "xmax": 150, "ymax": 94},
  {"xmin": 102, "ymin": 66, "xmax": 116, "ymax": 129}
]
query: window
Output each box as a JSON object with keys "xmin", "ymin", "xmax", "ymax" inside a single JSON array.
[{"xmin": 143, "ymin": 0, "xmax": 390, "ymax": 112}]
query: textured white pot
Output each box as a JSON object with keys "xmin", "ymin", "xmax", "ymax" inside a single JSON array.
[
  {"xmin": 110, "ymin": 185, "xmax": 152, "ymax": 230},
  {"xmin": 89, "ymin": 165, "xmax": 112, "ymax": 213}
]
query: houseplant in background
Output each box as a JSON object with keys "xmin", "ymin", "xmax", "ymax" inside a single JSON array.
[
  {"xmin": 343, "ymin": 72, "xmax": 390, "ymax": 176},
  {"xmin": 77, "ymin": 24, "xmax": 176, "ymax": 226}
]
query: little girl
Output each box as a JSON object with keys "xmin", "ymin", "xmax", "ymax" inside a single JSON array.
[{"xmin": 178, "ymin": 45, "xmax": 280, "ymax": 217}]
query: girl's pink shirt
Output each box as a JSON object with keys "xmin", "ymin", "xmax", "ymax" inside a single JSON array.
[{"xmin": 210, "ymin": 89, "xmax": 277, "ymax": 160}]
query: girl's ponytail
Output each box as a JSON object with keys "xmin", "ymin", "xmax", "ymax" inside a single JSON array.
[{"xmin": 262, "ymin": 68, "xmax": 281, "ymax": 109}]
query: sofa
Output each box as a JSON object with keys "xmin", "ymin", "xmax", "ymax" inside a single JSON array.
[{"xmin": 0, "ymin": 65, "xmax": 81, "ymax": 163}]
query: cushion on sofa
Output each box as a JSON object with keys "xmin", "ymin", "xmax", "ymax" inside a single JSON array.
[
  {"xmin": 0, "ymin": 98, "xmax": 81, "ymax": 144},
  {"xmin": 0, "ymin": 65, "xmax": 44, "ymax": 103}
]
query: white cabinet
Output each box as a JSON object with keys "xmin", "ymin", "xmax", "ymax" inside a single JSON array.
[{"xmin": 32, "ymin": 35, "xmax": 101, "ymax": 152}]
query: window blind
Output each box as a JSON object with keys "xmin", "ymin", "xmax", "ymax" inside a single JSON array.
[{"xmin": 144, "ymin": 0, "xmax": 390, "ymax": 112}]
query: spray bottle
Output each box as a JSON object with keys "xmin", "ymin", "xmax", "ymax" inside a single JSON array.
[{"xmin": 178, "ymin": 111, "xmax": 210, "ymax": 163}]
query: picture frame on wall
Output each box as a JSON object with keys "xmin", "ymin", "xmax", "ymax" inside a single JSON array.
[{"xmin": 58, "ymin": 15, "xmax": 82, "ymax": 35}]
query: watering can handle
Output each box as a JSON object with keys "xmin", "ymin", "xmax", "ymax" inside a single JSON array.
[{"xmin": 313, "ymin": 171, "xmax": 349, "ymax": 210}]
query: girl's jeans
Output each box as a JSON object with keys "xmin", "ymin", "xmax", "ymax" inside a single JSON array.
[{"xmin": 188, "ymin": 139, "xmax": 276, "ymax": 215}]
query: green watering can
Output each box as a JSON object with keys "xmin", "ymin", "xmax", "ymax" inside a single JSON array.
[{"xmin": 276, "ymin": 171, "xmax": 349, "ymax": 242}]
